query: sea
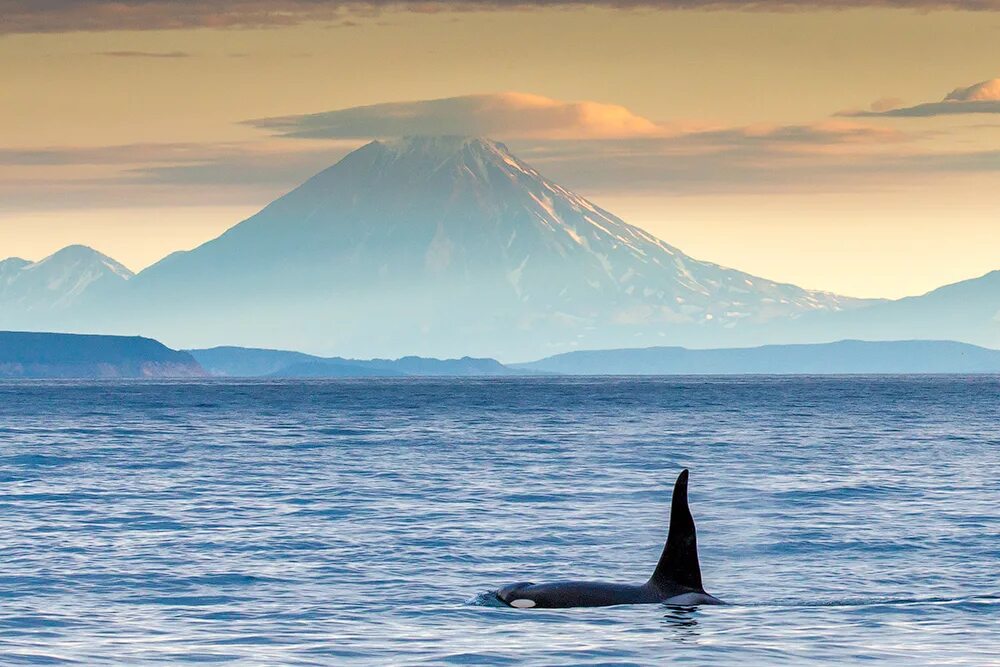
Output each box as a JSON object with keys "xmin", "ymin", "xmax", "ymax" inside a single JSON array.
[{"xmin": 0, "ymin": 377, "xmax": 997, "ymax": 665}]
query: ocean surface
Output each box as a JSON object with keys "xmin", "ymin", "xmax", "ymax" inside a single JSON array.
[{"xmin": 1, "ymin": 377, "xmax": 997, "ymax": 665}]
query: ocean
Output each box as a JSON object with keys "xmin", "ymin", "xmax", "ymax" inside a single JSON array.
[{"xmin": 1, "ymin": 377, "xmax": 997, "ymax": 665}]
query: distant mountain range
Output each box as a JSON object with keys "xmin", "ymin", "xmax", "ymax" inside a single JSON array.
[
  {"xmin": 3, "ymin": 333, "xmax": 999, "ymax": 377},
  {"xmin": 0, "ymin": 333, "xmax": 518, "ymax": 378},
  {"xmin": 188, "ymin": 346, "xmax": 518, "ymax": 377},
  {"xmin": 761, "ymin": 270, "xmax": 1000, "ymax": 350},
  {"xmin": 0, "ymin": 136, "xmax": 997, "ymax": 358},
  {"xmin": 192, "ymin": 339, "xmax": 1000, "ymax": 376},
  {"xmin": 516, "ymin": 339, "xmax": 1000, "ymax": 375},
  {"xmin": 0, "ymin": 245, "xmax": 132, "ymax": 330}
]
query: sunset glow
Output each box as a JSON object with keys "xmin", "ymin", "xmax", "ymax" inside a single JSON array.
[{"xmin": 2, "ymin": 4, "xmax": 998, "ymax": 298}]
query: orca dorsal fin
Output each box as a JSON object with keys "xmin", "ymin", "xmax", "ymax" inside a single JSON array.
[{"xmin": 649, "ymin": 469, "xmax": 704, "ymax": 593}]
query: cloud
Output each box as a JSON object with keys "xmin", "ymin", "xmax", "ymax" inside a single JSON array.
[
  {"xmin": 515, "ymin": 138, "xmax": 1000, "ymax": 196},
  {"xmin": 94, "ymin": 50, "xmax": 192, "ymax": 58},
  {"xmin": 1, "ymin": 89, "xmax": 993, "ymax": 212},
  {"xmin": 945, "ymin": 78, "xmax": 1000, "ymax": 102},
  {"xmin": 0, "ymin": 142, "xmax": 251, "ymax": 166},
  {"xmin": 843, "ymin": 78, "xmax": 1000, "ymax": 117},
  {"xmin": 0, "ymin": 141, "xmax": 358, "ymax": 211},
  {"xmin": 247, "ymin": 92, "xmax": 905, "ymax": 147},
  {"xmin": 718, "ymin": 119, "xmax": 904, "ymax": 145},
  {"xmin": 2, "ymin": 133, "xmax": 996, "ymax": 212},
  {"xmin": 503, "ymin": 120, "xmax": 923, "ymax": 195},
  {"xmin": 242, "ymin": 90, "xmax": 985, "ymax": 198},
  {"xmin": 247, "ymin": 92, "xmax": 665, "ymax": 140},
  {"xmin": 144, "ymin": 120, "xmax": 907, "ymax": 193},
  {"xmin": 0, "ymin": 108, "xmax": 921, "ymax": 212},
  {"xmin": 2, "ymin": 1, "xmax": 998, "ymax": 34},
  {"xmin": 869, "ymin": 96, "xmax": 904, "ymax": 112}
]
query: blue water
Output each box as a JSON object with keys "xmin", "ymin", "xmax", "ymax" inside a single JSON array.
[{"xmin": 1, "ymin": 377, "xmax": 997, "ymax": 665}]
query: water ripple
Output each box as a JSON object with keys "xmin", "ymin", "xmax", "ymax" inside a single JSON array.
[{"xmin": 0, "ymin": 377, "xmax": 997, "ymax": 665}]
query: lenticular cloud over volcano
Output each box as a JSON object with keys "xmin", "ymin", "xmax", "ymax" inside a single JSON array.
[{"xmin": 247, "ymin": 92, "xmax": 665, "ymax": 140}]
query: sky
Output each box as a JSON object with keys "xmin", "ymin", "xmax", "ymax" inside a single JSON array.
[{"xmin": 1, "ymin": 1, "xmax": 998, "ymax": 298}]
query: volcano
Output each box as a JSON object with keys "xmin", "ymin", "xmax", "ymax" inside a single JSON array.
[{"xmin": 6, "ymin": 137, "xmax": 874, "ymax": 359}]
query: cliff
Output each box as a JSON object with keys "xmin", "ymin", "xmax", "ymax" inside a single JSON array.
[{"xmin": 0, "ymin": 331, "xmax": 206, "ymax": 378}]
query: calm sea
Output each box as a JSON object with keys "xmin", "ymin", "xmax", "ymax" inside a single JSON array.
[{"xmin": 1, "ymin": 377, "xmax": 997, "ymax": 665}]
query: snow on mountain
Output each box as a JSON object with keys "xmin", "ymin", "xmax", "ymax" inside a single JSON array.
[
  {"xmin": 0, "ymin": 245, "xmax": 134, "ymax": 317},
  {"xmin": 0, "ymin": 257, "xmax": 32, "ymax": 285},
  {"xmin": 102, "ymin": 135, "xmax": 878, "ymax": 358}
]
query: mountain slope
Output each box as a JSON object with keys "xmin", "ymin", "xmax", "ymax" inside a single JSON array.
[
  {"xmin": 113, "ymin": 136, "xmax": 871, "ymax": 358},
  {"xmin": 0, "ymin": 245, "xmax": 133, "ymax": 327},
  {"xmin": 765, "ymin": 270, "xmax": 1000, "ymax": 350}
]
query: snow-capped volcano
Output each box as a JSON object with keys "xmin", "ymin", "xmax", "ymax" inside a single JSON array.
[
  {"xmin": 0, "ymin": 245, "xmax": 133, "ymax": 319},
  {"xmin": 2, "ymin": 137, "xmax": 881, "ymax": 358},
  {"xmin": 112, "ymin": 136, "xmax": 870, "ymax": 357}
]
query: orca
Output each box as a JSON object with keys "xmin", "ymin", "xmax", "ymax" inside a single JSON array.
[{"xmin": 495, "ymin": 469, "xmax": 724, "ymax": 608}]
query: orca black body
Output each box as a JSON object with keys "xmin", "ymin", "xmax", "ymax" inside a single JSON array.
[{"xmin": 496, "ymin": 470, "xmax": 723, "ymax": 608}]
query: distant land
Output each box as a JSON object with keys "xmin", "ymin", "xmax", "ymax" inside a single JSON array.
[
  {"xmin": 187, "ymin": 346, "xmax": 519, "ymax": 378},
  {"xmin": 515, "ymin": 340, "xmax": 1000, "ymax": 375},
  {"xmin": 190, "ymin": 340, "xmax": 1000, "ymax": 377},
  {"xmin": 4, "ymin": 333, "xmax": 1000, "ymax": 378},
  {"xmin": 0, "ymin": 331, "xmax": 205, "ymax": 378}
]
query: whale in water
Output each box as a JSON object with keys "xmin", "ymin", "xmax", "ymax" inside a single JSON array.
[{"xmin": 495, "ymin": 469, "xmax": 724, "ymax": 608}]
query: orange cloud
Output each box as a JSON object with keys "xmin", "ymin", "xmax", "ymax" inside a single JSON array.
[
  {"xmin": 248, "ymin": 92, "xmax": 903, "ymax": 152},
  {"xmin": 248, "ymin": 92, "xmax": 667, "ymax": 140},
  {"xmin": 2, "ymin": 90, "xmax": 984, "ymax": 211},
  {"xmin": 842, "ymin": 78, "xmax": 1000, "ymax": 117},
  {"xmin": 870, "ymin": 97, "xmax": 905, "ymax": 112},
  {"xmin": 945, "ymin": 78, "xmax": 1000, "ymax": 102}
]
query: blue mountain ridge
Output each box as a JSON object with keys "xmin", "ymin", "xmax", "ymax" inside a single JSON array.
[
  {"xmin": 0, "ymin": 331, "xmax": 204, "ymax": 378},
  {"xmin": 515, "ymin": 339, "xmax": 1000, "ymax": 375}
]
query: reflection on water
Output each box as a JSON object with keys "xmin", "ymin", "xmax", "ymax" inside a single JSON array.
[{"xmin": 660, "ymin": 605, "xmax": 700, "ymax": 642}]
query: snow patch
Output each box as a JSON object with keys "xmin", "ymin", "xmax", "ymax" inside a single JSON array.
[{"xmin": 507, "ymin": 254, "xmax": 530, "ymax": 297}]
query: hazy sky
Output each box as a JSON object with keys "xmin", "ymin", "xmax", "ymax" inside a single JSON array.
[{"xmin": 1, "ymin": 1, "xmax": 998, "ymax": 298}]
